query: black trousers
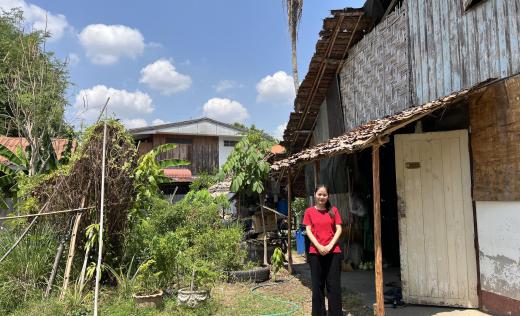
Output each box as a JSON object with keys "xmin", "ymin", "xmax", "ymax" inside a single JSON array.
[{"xmin": 308, "ymin": 253, "xmax": 342, "ymax": 316}]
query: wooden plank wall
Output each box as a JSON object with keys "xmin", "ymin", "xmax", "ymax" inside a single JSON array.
[
  {"xmin": 409, "ymin": 0, "xmax": 520, "ymax": 105},
  {"xmin": 339, "ymin": 5, "xmax": 409, "ymax": 131},
  {"xmin": 311, "ymin": 100, "xmax": 330, "ymax": 145},
  {"xmin": 149, "ymin": 134, "xmax": 219, "ymax": 175},
  {"xmin": 469, "ymin": 75, "xmax": 520, "ymax": 200}
]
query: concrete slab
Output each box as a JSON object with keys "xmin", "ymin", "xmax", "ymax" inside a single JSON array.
[{"xmin": 291, "ymin": 260, "xmax": 490, "ymax": 316}]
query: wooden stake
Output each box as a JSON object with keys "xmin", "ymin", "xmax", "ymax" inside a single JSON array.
[
  {"xmin": 287, "ymin": 168, "xmax": 293, "ymax": 274},
  {"xmin": 60, "ymin": 196, "xmax": 87, "ymax": 299},
  {"xmin": 45, "ymin": 236, "xmax": 66, "ymax": 298},
  {"xmin": 372, "ymin": 145, "xmax": 384, "ymax": 316},
  {"xmin": 259, "ymin": 194, "xmax": 268, "ymax": 266}
]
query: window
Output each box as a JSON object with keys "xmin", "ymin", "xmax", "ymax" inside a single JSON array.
[
  {"xmin": 224, "ymin": 140, "xmax": 238, "ymax": 147},
  {"xmin": 463, "ymin": 0, "xmax": 486, "ymax": 11}
]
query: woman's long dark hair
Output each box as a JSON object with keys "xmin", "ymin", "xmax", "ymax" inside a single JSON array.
[{"xmin": 315, "ymin": 184, "xmax": 334, "ymax": 219}]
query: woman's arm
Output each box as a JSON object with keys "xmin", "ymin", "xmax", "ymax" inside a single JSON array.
[
  {"xmin": 306, "ymin": 225, "xmax": 327, "ymax": 255},
  {"xmin": 325, "ymin": 224, "xmax": 342, "ymax": 253}
]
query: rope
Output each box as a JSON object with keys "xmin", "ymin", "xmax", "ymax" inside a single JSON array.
[{"xmin": 250, "ymin": 276, "xmax": 300, "ymax": 316}]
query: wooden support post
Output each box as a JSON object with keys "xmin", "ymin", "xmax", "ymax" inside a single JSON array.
[
  {"xmin": 259, "ymin": 194, "xmax": 268, "ymax": 266},
  {"xmin": 314, "ymin": 160, "xmax": 320, "ymax": 185},
  {"xmin": 287, "ymin": 168, "xmax": 293, "ymax": 274},
  {"xmin": 60, "ymin": 196, "xmax": 87, "ymax": 299},
  {"xmin": 372, "ymin": 145, "xmax": 384, "ymax": 316}
]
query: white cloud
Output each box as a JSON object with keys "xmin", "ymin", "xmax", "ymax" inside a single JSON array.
[
  {"xmin": 214, "ymin": 80, "xmax": 241, "ymax": 93},
  {"xmin": 67, "ymin": 53, "xmax": 80, "ymax": 66},
  {"xmin": 256, "ymin": 71, "xmax": 295, "ymax": 104},
  {"xmin": 73, "ymin": 85, "xmax": 154, "ymax": 122},
  {"xmin": 273, "ymin": 122, "xmax": 287, "ymax": 140},
  {"xmin": 0, "ymin": 0, "xmax": 70, "ymax": 40},
  {"xmin": 78, "ymin": 24, "xmax": 145, "ymax": 65},
  {"xmin": 139, "ymin": 59, "xmax": 192, "ymax": 95},
  {"xmin": 122, "ymin": 118, "xmax": 148, "ymax": 129},
  {"xmin": 202, "ymin": 98, "xmax": 248, "ymax": 124},
  {"xmin": 152, "ymin": 118, "xmax": 169, "ymax": 125}
]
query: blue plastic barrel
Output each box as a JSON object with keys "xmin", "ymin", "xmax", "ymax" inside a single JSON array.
[{"xmin": 296, "ymin": 230, "xmax": 305, "ymax": 255}]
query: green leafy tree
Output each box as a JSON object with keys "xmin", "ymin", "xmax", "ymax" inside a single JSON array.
[
  {"xmin": 132, "ymin": 143, "xmax": 189, "ymax": 216},
  {"xmin": 222, "ymin": 128, "xmax": 274, "ymax": 264},
  {"xmin": 0, "ymin": 8, "xmax": 71, "ymax": 176}
]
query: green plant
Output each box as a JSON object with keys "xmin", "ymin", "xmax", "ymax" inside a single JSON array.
[
  {"xmin": 133, "ymin": 259, "xmax": 163, "ymax": 295},
  {"xmin": 105, "ymin": 256, "xmax": 139, "ymax": 298},
  {"xmin": 270, "ymin": 247, "xmax": 284, "ymax": 281},
  {"xmin": 132, "ymin": 143, "xmax": 189, "ymax": 217},
  {"xmin": 189, "ymin": 172, "xmax": 217, "ymax": 191},
  {"xmin": 292, "ymin": 197, "xmax": 307, "ymax": 225}
]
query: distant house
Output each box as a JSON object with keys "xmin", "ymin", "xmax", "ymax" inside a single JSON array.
[
  {"xmin": 129, "ymin": 117, "xmax": 244, "ymax": 184},
  {"xmin": 0, "ymin": 136, "xmax": 72, "ymax": 166}
]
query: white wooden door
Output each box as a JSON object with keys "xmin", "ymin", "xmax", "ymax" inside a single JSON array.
[{"xmin": 394, "ymin": 130, "xmax": 478, "ymax": 308}]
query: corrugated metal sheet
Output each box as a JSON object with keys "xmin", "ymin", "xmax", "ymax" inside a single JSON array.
[
  {"xmin": 409, "ymin": 0, "xmax": 520, "ymax": 104},
  {"xmin": 339, "ymin": 5, "xmax": 409, "ymax": 131}
]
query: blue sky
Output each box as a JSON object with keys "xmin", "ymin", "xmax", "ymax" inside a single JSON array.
[{"xmin": 1, "ymin": 0, "xmax": 364, "ymax": 138}]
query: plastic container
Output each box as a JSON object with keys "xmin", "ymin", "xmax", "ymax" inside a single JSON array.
[{"xmin": 295, "ymin": 230, "xmax": 305, "ymax": 255}]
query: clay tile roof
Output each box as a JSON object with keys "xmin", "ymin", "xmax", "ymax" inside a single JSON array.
[
  {"xmin": 272, "ymin": 88, "xmax": 472, "ymax": 170},
  {"xmin": 162, "ymin": 168, "xmax": 193, "ymax": 182},
  {"xmin": 0, "ymin": 137, "xmax": 73, "ymax": 164}
]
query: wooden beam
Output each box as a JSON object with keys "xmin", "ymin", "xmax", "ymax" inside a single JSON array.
[
  {"xmin": 287, "ymin": 169, "xmax": 293, "ymax": 274},
  {"xmin": 372, "ymin": 145, "xmax": 384, "ymax": 316},
  {"xmin": 60, "ymin": 196, "xmax": 87, "ymax": 300}
]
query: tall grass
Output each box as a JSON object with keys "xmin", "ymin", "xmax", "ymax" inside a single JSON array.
[{"xmin": 0, "ymin": 222, "xmax": 59, "ymax": 314}]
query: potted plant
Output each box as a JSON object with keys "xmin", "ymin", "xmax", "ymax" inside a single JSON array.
[
  {"xmin": 177, "ymin": 262, "xmax": 214, "ymax": 307},
  {"xmin": 132, "ymin": 259, "xmax": 164, "ymax": 308}
]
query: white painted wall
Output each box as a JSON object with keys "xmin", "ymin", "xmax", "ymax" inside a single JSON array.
[
  {"xmin": 218, "ymin": 136, "xmax": 241, "ymax": 167},
  {"xmin": 477, "ymin": 201, "xmax": 520, "ymax": 300}
]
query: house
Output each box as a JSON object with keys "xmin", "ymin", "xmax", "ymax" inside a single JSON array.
[
  {"xmin": 274, "ymin": 1, "xmax": 520, "ymax": 315},
  {"xmin": 129, "ymin": 117, "xmax": 244, "ymax": 188}
]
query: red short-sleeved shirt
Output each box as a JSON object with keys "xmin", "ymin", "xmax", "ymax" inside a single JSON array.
[{"xmin": 303, "ymin": 206, "xmax": 342, "ymax": 254}]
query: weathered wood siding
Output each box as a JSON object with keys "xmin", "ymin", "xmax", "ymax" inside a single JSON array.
[
  {"xmin": 147, "ymin": 134, "xmax": 219, "ymax": 175},
  {"xmin": 409, "ymin": 0, "xmax": 520, "ymax": 105},
  {"xmin": 469, "ymin": 75, "xmax": 520, "ymax": 201},
  {"xmin": 339, "ymin": 5, "xmax": 409, "ymax": 131},
  {"xmin": 311, "ymin": 99, "xmax": 330, "ymax": 145},
  {"xmin": 326, "ymin": 78, "xmax": 345, "ymax": 138}
]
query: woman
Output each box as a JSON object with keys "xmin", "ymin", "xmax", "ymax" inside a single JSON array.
[{"xmin": 303, "ymin": 185, "xmax": 343, "ymax": 316}]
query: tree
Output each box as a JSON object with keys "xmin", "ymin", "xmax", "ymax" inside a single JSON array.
[
  {"xmin": 283, "ymin": 0, "xmax": 303, "ymax": 94},
  {"xmin": 0, "ymin": 9, "xmax": 71, "ymax": 176},
  {"xmin": 222, "ymin": 128, "xmax": 274, "ymax": 265}
]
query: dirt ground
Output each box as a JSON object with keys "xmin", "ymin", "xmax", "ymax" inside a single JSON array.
[{"xmin": 213, "ymin": 267, "xmax": 372, "ymax": 316}]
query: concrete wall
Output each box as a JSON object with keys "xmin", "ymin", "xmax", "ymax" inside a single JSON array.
[
  {"xmin": 218, "ymin": 136, "xmax": 241, "ymax": 167},
  {"xmin": 476, "ymin": 201, "xmax": 520, "ymax": 301}
]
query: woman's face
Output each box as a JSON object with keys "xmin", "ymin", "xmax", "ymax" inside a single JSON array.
[{"xmin": 315, "ymin": 187, "xmax": 329, "ymax": 205}]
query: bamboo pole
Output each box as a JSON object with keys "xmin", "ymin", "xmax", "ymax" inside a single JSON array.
[
  {"xmin": 94, "ymin": 119, "xmax": 108, "ymax": 316},
  {"xmin": 60, "ymin": 196, "xmax": 87, "ymax": 299},
  {"xmin": 372, "ymin": 145, "xmax": 384, "ymax": 316},
  {"xmin": 287, "ymin": 168, "xmax": 293, "ymax": 274},
  {"xmin": 0, "ymin": 206, "xmax": 92, "ymax": 221},
  {"xmin": 45, "ymin": 235, "xmax": 66, "ymax": 297}
]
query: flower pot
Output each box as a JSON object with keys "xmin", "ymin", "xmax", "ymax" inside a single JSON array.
[
  {"xmin": 177, "ymin": 288, "xmax": 210, "ymax": 307},
  {"xmin": 133, "ymin": 290, "xmax": 164, "ymax": 308}
]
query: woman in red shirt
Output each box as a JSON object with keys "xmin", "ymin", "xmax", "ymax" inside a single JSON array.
[{"xmin": 303, "ymin": 185, "xmax": 343, "ymax": 316}]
